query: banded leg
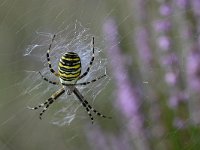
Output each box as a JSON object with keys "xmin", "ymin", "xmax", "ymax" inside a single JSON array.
[
  {"xmin": 39, "ymin": 98, "xmax": 54, "ymax": 119},
  {"xmin": 28, "ymin": 88, "xmax": 65, "ymax": 119},
  {"xmin": 47, "ymin": 34, "xmax": 59, "ymax": 77},
  {"xmin": 27, "ymin": 98, "xmax": 50, "ymax": 110},
  {"xmin": 84, "ymin": 100, "xmax": 111, "ymax": 119},
  {"xmin": 81, "ymin": 100, "xmax": 94, "ymax": 124},
  {"xmin": 62, "ymin": 74, "xmax": 106, "ymax": 86},
  {"xmin": 73, "ymin": 87, "xmax": 111, "ymax": 119},
  {"xmin": 85, "ymin": 100, "xmax": 111, "ymax": 119},
  {"xmin": 78, "ymin": 37, "xmax": 95, "ymax": 80},
  {"xmin": 39, "ymin": 72, "xmax": 59, "ymax": 85},
  {"xmin": 76, "ymin": 74, "xmax": 106, "ymax": 86}
]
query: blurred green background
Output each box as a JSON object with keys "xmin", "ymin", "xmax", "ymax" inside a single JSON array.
[{"xmin": 1, "ymin": 0, "xmax": 200, "ymax": 150}]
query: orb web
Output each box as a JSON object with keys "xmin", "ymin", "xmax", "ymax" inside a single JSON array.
[
  {"xmin": 22, "ymin": 22, "xmax": 110, "ymax": 126},
  {"xmin": 2, "ymin": 0, "xmax": 200, "ymax": 149}
]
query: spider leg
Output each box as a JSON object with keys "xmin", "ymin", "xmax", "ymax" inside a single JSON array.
[
  {"xmin": 47, "ymin": 34, "xmax": 59, "ymax": 77},
  {"xmin": 38, "ymin": 87, "xmax": 94, "ymax": 122},
  {"xmin": 76, "ymin": 74, "xmax": 106, "ymax": 86},
  {"xmin": 73, "ymin": 87, "xmax": 111, "ymax": 120},
  {"xmin": 27, "ymin": 100, "xmax": 49, "ymax": 110},
  {"xmin": 78, "ymin": 37, "xmax": 95, "ymax": 80},
  {"xmin": 39, "ymin": 72, "xmax": 59, "ymax": 85},
  {"xmin": 81, "ymin": 100, "xmax": 94, "ymax": 124},
  {"xmin": 28, "ymin": 87, "xmax": 65, "ymax": 119},
  {"xmin": 39, "ymin": 98, "xmax": 54, "ymax": 119},
  {"xmin": 62, "ymin": 74, "xmax": 106, "ymax": 86}
]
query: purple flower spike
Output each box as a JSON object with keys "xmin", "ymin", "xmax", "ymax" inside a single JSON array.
[
  {"xmin": 191, "ymin": 0, "xmax": 200, "ymax": 16},
  {"xmin": 103, "ymin": 18, "xmax": 150, "ymax": 150},
  {"xmin": 135, "ymin": 27, "xmax": 152, "ymax": 65},
  {"xmin": 187, "ymin": 45, "xmax": 200, "ymax": 92},
  {"xmin": 103, "ymin": 18, "xmax": 141, "ymax": 128}
]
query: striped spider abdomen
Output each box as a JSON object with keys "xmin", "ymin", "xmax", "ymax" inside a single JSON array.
[{"xmin": 58, "ymin": 52, "xmax": 81, "ymax": 84}]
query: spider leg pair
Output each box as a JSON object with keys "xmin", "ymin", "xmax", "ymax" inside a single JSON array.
[
  {"xmin": 28, "ymin": 87, "xmax": 65, "ymax": 120},
  {"xmin": 28, "ymin": 35, "xmax": 111, "ymax": 123}
]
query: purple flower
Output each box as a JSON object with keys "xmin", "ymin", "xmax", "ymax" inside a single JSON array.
[
  {"xmin": 168, "ymin": 92, "xmax": 188, "ymax": 109},
  {"xmin": 187, "ymin": 45, "xmax": 200, "ymax": 91},
  {"xmin": 165, "ymin": 72, "xmax": 177, "ymax": 85},
  {"xmin": 175, "ymin": 0, "xmax": 189, "ymax": 9},
  {"xmin": 103, "ymin": 18, "xmax": 142, "ymax": 128},
  {"xmin": 153, "ymin": 20, "xmax": 171, "ymax": 32},
  {"xmin": 86, "ymin": 126, "xmax": 110, "ymax": 150},
  {"xmin": 191, "ymin": 0, "xmax": 200, "ymax": 16},
  {"xmin": 103, "ymin": 18, "xmax": 150, "ymax": 150},
  {"xmin": 162, "ymin": 53, "xmax": 178, "ymax": 67},
  {"xmin": 173, "ymin": 117, "xmax": 187, "ymax": 129},
  {"xmin": 159, "ymin": 4, "xmax": 172, "ymax": 16},
  {"xmin": 157, "ymin": 35, "xmax": 171, "ymax": 51}
]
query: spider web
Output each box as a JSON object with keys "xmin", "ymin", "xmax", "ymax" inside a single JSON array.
[
  {"xmin": 22, "ymin": 22, "xmax": 110, "ymax": 126},
  {"xmin": 0, "ymin": 0, "xmax": 200, "ymax": 150}
]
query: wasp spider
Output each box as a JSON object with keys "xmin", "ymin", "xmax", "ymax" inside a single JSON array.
[{"xmin": 28, "ymin": 34, "xmax": 111, "ymax": 124}]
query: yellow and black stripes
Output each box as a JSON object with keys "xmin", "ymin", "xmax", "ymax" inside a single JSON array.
[{"xmin": 58, "ymin": 52, "xmax": 81, "ymax": 81}]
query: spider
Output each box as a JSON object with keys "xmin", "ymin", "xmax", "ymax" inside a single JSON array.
[{"xmin": 28, "ymin": 34, "xmax": 111, "ymax": 124}]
